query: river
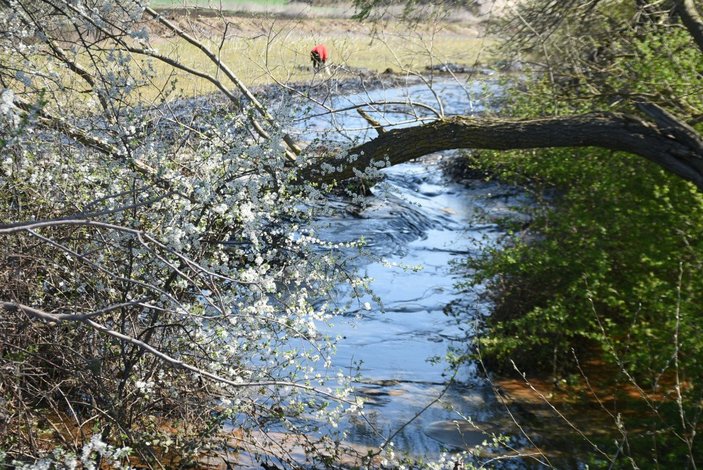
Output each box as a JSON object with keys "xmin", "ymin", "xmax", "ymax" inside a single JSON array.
[
  {"xmin": 247, "ymin": 76, "xmax": 531, "ymax": 466},
  {"xmin": 313, "ymin": 155, "xmax": 528, "ymax": 458}
]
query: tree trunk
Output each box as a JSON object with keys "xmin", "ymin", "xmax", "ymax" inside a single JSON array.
[{"xmin": 306, "ymin": 112, "xmax": 703, "ymax": 191}]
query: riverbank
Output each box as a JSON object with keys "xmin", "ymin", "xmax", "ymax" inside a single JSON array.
[
  {"xmin": 457, "ymin": 144, "xmax": 703, "ymax": 466},
  {"xmin": 488, "ymin": 360, "xmax": 688, "ymax": 467},
  {"xmin": 133, "ymin": 4, "xmax": 499, "ymax": 96}
]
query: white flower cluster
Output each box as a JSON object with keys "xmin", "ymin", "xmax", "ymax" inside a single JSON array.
[
  {"xmin": 11, "ymin": 435, "xmax": 132, "ymax": 470},
  {"xmin": 0, "ymin": 1, "xmax": 378, "ymax": 465}
]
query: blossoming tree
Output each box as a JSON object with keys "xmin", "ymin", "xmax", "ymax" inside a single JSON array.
[{"xmin": 0, "ymin": 0, "xmax": 371, "ymax": 466}]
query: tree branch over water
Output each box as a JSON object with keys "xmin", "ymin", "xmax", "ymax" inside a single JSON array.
[{"xmin": 312, "ymin": 111, "xmax": 703, "ymax": 191}]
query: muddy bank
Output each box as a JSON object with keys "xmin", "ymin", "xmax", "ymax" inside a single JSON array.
[{"xmin": 486, "ymin": 358, "xmax": 685, "ymax": 467}]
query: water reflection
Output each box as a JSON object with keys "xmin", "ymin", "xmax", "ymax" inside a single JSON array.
[
  {"xmin": 289, "ymin": 78, "xmax": 527, "ymax": 459},
  {"xmin": 312, "ymin": 156, "xmax": 527, "ymax": 456}
]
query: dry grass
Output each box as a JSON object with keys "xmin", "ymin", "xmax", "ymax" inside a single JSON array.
[
  {"xmin": 7, "ymin": 12, "xmax": 493, "ymax": 107},
  {"xmin": 135, "ymin": 14, "xmax": 493, "ymax": 99}
]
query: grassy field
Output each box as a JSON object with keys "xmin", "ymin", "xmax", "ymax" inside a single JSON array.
[
  {"xmin": 135, "ymin": 15, "xmax": 493, "ymax": 99},
  {"xmin": 12, "ymin": 11, "xmax": 492, "ymax": 107},
  {"xmin": 147, "ymin": 37, "xmax": 490, "ymax": 93}
]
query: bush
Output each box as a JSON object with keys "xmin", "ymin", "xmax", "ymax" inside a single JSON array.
[{"xmin": 462, "ymin": 19, "xmax": 703, "ymax": 467}]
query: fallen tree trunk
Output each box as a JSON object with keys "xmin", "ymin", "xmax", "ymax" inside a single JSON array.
[{"xmin": 307, "ymin": 110, "xmax": 703, "ymax": 191}]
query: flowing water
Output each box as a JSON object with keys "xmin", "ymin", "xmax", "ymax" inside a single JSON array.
[
  {"xmin": 280, "ymin": 77, "xmax": 529, "ymax": 462},
  {"xmin": 313, "ymin": 158, "xmax": 528, "ymax": 457}
]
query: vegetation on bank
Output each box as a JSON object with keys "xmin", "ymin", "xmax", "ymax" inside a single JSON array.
[{"xmin": 461, "ymin": 7, "xmax": 703, "ymax": 467}]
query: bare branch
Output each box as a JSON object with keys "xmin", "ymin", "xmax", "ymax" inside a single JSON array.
[
  {"xmin": 142, "ymin": 6, "xmax": 301, "ymax": 155},
  {"xmin": 0, "ymin": 301, "xmax": 349, "ymax": 402},
  {"xmin": 0, "ymin": 300, "xmax": 147, "ymax": 321},
  {"xmin": 675, "ymin": 0, "xmax": 703, "ymax": 54},
  {"xmin": 356, "ymin": 108, "xmax": 386, "ymax": 135}
]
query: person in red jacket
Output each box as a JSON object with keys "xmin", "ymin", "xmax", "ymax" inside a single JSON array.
[{"xmin": 310, "ymin": 44, "xmax": 330, "ymax": 75}]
